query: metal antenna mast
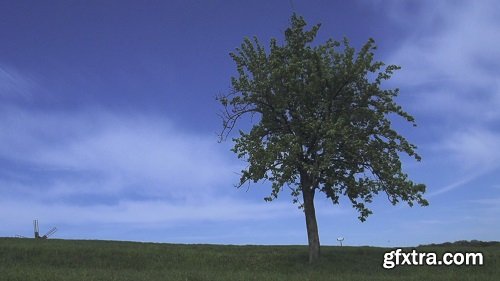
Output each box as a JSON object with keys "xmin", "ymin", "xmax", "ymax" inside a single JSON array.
[{"xmin": 33, "ymin": 219, "xmax": 40, "ymax": 239}]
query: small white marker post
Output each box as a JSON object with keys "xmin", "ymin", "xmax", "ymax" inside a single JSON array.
[{"xmin": 337, "ymin": 237, "xmax": 344, "ymax": 246}]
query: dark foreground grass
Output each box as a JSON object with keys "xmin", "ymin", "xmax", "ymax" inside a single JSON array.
[{"xmin": 0, "ymin": 238, "xmax": 498, "ymax": 281}]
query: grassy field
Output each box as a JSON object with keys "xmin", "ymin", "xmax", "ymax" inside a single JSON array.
[{"xmin": 0, "ymin": 238, "xmax": 498, "ymax": 280}]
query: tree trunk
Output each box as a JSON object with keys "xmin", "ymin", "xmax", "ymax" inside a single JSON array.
[{"xmin": 301, "ymin": 173, "xmax": 320, "ymax": 263}]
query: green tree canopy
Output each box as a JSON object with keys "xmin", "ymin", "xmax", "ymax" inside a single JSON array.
[{"xmin": 218, "ymin": 14, "xmax": 428, "ymax": 263}]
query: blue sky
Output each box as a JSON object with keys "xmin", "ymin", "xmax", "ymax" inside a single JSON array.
[{"xmin": 1, "ymin": 0, "xmax": 499, "ymax": 247}]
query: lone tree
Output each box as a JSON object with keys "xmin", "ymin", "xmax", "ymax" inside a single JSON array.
[{"xmin": 217, "ymin": 14, "xmax": 428, "ymax": 263}]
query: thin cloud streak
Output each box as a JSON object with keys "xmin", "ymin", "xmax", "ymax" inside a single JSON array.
[
  {"xmin": 0, "ymin": 198, "xmax": 296, "ymax": 226},
  {"xmin": 0, "ymin": 65, "xmax": 36, "ymax": 100},
  {"xmin": 427, "ymin": 171, "xmax": 483, "ymax": 197}
]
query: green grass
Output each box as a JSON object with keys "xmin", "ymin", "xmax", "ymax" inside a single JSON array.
[{"xmin": 0, "ymin": 238, "xmax": 498, "ymax": 280}]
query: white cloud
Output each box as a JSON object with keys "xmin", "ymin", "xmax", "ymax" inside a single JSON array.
[
  {"xmin": 426, "ymin": 128, "xmax": 500, "ymax": 195},
  {"xmin": 0, "ymin": 106, "xmax": 240, "ymax": 200},
  {"xmin": 437, "ymin": 128, "xmax": 500, "ymax": 171},
  {"xmin": 380, "ymin": 1, "xmax": 500, "ymax": 196},
  {"xmin": 387, "ymin": 0, "xmax": 500, "ymax": 121}
]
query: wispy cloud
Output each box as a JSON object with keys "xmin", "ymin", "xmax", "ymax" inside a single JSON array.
[
  {"xmin": 389, "ymin": 0, "xmax": 500, "ymax": 120},
  {"xmin": 0, "ymin": 106, "xmax": 239, "ymax": 201},
  {"xmin": 0, "ymin": 65, "xmax": 36, "ymax": 100},
  {"xmin": 384, "ymin": 0, "xmax": 500, "ymax": 195},
  {"xmin": 436, "ymin": 128, "xmax": 500, "ymax": 172}
]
